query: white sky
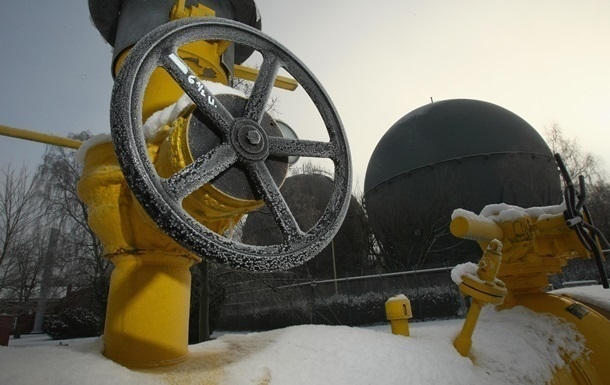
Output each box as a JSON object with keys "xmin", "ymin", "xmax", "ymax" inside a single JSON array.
[{"xmin": 1, "ymin": 1, "xmax": 610, "ymax": 191}]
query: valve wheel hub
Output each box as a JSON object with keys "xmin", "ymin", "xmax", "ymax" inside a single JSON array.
[{"xmin": 231, "ymin": 118, "xmax": 268, "ymax": 160}]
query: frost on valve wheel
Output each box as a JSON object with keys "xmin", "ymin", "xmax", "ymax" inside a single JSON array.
[{"xmin": 110, "ymin": 18, "xmax": 352, "ymax": 272}]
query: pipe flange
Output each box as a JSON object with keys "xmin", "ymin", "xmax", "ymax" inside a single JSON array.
[{"xmin": 459, "ymin": 274, "xmax": 507, "ymax": 305}]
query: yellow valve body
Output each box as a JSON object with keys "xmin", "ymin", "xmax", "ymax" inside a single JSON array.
[
  {"xmin": 452, "ymin": 214, "xmax": 608, "ymax": 383},
  {"xmin": 78, "ymin": 139, "xmax": 200, "ymax": 367},
  {"xmin": 154, "ymin": 111, "xmax": 264, "ymax": 233},
  {"xmin": 76, "ymin": 2, "xmax": 290, "ymax": 367},
  {"xmin": 77, "ymin": 119, "xmax": 263, "ymax": 366}
]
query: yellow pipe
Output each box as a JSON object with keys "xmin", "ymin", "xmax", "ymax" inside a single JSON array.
[
  {"xmin": 103, "ymin": 252, "xmax": 197, "ymax": 367},
  {"xmin": 450, "ymin": 215, "xmax": 503, "ymax": 242},
  {"xmin": 0, "ymin": 124, "xmax": 81, "ymax": 149},
  {"xmin": 234, "ymin": 65, "xmax": 299, "ymax": 91},
  {"xmin": 454, "ymin": 240, "xmax": 506, "ymax": 357},
  {"xmin": 453, "ymin": 300, "xmax": 482, "ymax": 357}
]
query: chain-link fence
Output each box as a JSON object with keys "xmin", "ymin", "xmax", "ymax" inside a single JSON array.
[
  {"xmin": 215, "ymin": 257, "xmax": 607, "ymax": 332},
  {"xmin": 216, "ymin": 264, "xmax": 468, "ymax": 331}
]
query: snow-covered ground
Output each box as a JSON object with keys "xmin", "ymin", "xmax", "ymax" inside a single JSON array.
[{"xmin": 3, "ymin": 288, "xmax": 605, "ymax": 385}]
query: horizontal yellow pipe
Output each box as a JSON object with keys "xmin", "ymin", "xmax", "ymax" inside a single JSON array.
[
  {"xmin": 0, "ymin": 125, "xmax": 82, "ymax": 149},
  {"xmin": 450, "ymin": 215, "xmax": 504, "ymax": 242},
  {"xmin": 234, "ymin": 65, "xmax": 299, "ymax": 91}
]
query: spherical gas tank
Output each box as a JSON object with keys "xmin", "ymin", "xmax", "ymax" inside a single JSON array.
[{"xmin": 364, "ymin": 99, "xmax": 561, "ymax": 267}]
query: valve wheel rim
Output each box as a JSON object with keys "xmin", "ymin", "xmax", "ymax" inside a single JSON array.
[{"xmin": 111, "ymin": 17, "xmax": 352, "ymax": 271}]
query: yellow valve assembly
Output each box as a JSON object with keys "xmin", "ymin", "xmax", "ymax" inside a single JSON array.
[
  {"xmin": 385, "ymin": 294, "xmax": 413, "ymax": 336},
  {"xmin": 78, "ymin": 0, "xmax": 353, "ymax": 368},
  {"xmin": 77, "ymin": 2, "xmax": 251, "ymax": 366},
  {"xmin": 450, "ymin": 207, "xmax": 591, "ymax": 300},
  {"xmin": 77, "ymin": 110, "xmax": 264, "ymax": 366},
  {"xmin": 453, "ymin": 240, "xmax": 507, "ymax": 357},
  {"xmin": 450, "ymin": 159, "xmax": 610, "ymax": 384},
  {"xmin": 0, "ymin": 0, "xmax": 352, "ymax": 368}
]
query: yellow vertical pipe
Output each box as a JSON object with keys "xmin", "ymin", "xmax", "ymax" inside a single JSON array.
[
  {"xmin": 103, "ymin": 252, "xmax": 197, "ymax": 367},
  {"xmin": 453, "ymin": 240, "xmax": 505, "ymax": 357},
  {"xmin": 453, "ymin": 300, "xmax": 482, "ymax": 357},
  {"xmin": 78, "ymin": 139, "xmax": 201, "ymax": 367}
]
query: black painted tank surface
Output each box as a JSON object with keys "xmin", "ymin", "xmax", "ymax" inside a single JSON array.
[{"xmin": 364, "ymin": 99, "xmax": 561, "ymax": 267}]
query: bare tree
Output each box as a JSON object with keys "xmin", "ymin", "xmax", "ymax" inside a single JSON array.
[
  {"xmin": 545, "ymin": 123, "xmax": 604, "ymax": 182},
  {"xmin": 0, "ymin": 164, "xmax": 57, "ymax": 337},
  {"xmin": 544, "ymin": 124, "xmax": 610, "ymax": 283},
  {"xmin": 0, "ymin": 165, "xmax": 39, "ymax": 294},
  {"xmin": 2, "ymin": 227, "xmax": 49, "ymax": 337},
  {"xmin": 35, "ymin": 133, "xmax": 109, "ymax": 318},
  {"xmin": 544, "ymin": 123, "xmax": 610, "ymax": 233},
  {"xmin": 587, "ymin": 180, "xmax": 610, "ymax": 240}
]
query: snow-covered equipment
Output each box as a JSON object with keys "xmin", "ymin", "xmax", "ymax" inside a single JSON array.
[
  {"xmin": 0, "ymin": 0, "xmax": 351, "ymax": 368},
  {"xmin": 450, "ymin": 156, "xmax": 610, "ymax": 382},
  {"xmin": 108, "ymin": 17, "xmax": 352, "ymax": 271},
  {"xmin": 74, "ymin": 0, "xmax": 353, "ymax": 367}
]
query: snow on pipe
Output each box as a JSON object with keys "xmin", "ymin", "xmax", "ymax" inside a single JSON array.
[{"xmin": 449, "ymin": 213, "xmax": 503, "ymax": 242}]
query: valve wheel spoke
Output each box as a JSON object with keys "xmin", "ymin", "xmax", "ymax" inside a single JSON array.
[
  {"xmin": 243, "ymin": 54, "xmax": 281, "ymax": 123},
  {"xmin": 162, "ymin": 52, "xmax": 234, "ymax": 135},
  {"xmin": 247, "ymin": 161, "xmax": 304, "ymax": 241},
  {"xmin": 162, "ymin": 143, "xmax": 238, "ymax": 201},
  {"xmin": 268, "ymin": 137, "xmax": 335, "ymax": 159}
]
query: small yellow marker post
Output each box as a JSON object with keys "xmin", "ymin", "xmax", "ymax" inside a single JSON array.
[{"xmin": 385, "ymin": 294, "xmax": 413, "ymax": 336}]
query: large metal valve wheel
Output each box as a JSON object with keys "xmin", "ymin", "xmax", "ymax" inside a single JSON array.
[{"xmin": 111, "ymin": 18, "xmax": 352, "ymax": 271}]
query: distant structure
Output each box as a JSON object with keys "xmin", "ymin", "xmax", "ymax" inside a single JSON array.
[
  {"xmin": 242, "ymin": 174, "xmax": 369, "ymax": 278},
  {"xmin": 364, "ymin": 99, "xmax": 562, "ymax": 269}
]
